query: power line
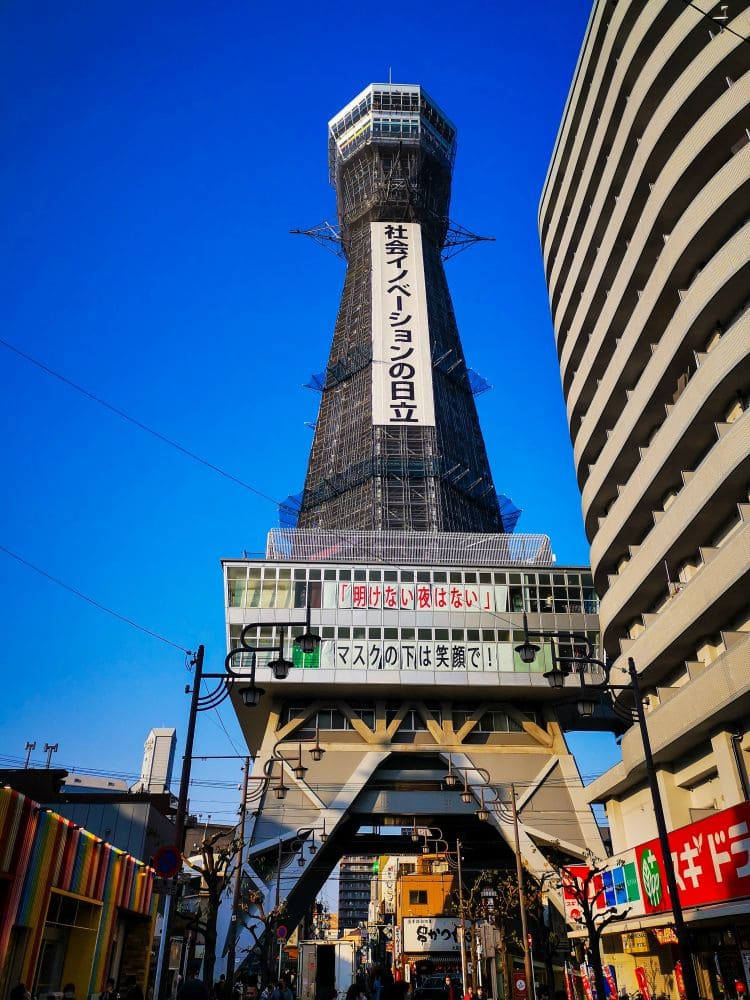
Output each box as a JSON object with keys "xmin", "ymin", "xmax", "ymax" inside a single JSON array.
[
  {"xmin": 0, "ymin": 336, "xmax": 285, "ymax": 510},
  {"xmin": 0, "ymin": 543, "xmax": 189, "ymax": 653},
  {"xmin": 0, "ymin": 750, "xmax": 615, "ymax": 793},
  {"xmin": 203, "ymin": 690, "xmax": 244, "ymax": 757}
]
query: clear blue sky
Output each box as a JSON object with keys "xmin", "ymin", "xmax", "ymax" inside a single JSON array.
[{"xmin": 0, "ymin": 0, "xmax": 617, "ymax": 823}]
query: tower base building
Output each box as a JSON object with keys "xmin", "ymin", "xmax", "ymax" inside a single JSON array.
[{"xmin": 219, "ymin": 530, "xmax": 606, "ymax": 981}]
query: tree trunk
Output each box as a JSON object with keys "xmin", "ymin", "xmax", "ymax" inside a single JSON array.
[
  {"xmin": 584, "ymin": 919, "xmax": 607, "ymax": 1000},
  {"xmin": 498, "ymin": 932, "xmax": 511, "ymax": 1000},
  {"xmin": 203, "ymin": 884, "xmax": 222, "ymax": 989}
]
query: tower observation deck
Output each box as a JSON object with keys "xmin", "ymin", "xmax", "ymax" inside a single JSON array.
[{"xmin": 299, "ymin": 83, "xmax": 504, "ymax": 533}]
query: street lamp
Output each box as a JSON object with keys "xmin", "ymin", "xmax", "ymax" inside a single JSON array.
[
  {"xmin": 495, "ymin": 784, "xmax": 535, "ymax": 1000},
  {"xmin": 415, "ymin": 827, "xmax": 470, "ymax": 997},
  {"xmin": 444, "ymin": 754, "xmax": 461, "ymax": 788},
  {"xmin": 265, "ymin": 732, "xmax": 327, "ymax": 798},
  {"xmin": 296, "ymin": 824, "xmax": 327, "ymax": 862},
  {"xmin": 155, "ymin": 615, "xmax": 320, "ymax": 998},
  {"xmin": 515, "ymin": 614, "xmax": 700, "ymax": 1000},
  {"xmin": 441, "ymin": 772, "xmax": 534, "ymax": 999}
]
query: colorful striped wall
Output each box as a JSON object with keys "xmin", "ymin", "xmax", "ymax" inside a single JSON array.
[{"xmin": 0, "ymin": 786, "xmax": 156, "ymax": 993}]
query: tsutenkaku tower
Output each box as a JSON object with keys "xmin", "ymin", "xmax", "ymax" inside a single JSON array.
[
  {"xmin": 298, "ymin": 83, "xmax": 505, "ymax": 533},
  {"xmin": 218, "ymin": 84, "xmax": 607, "ymax": 976}
]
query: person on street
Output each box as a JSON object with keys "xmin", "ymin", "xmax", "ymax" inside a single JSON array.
[
  {"xmin": 123, "ymin": 976, "xmax": 144, "ymax": 1000},
  {"xmin": 177, "ymin": 964, "xmax": 209, "ymax": 1000},
  {"xmin": 214, "ymin": 977, "xmax": 227, "ymax": 1000},
  {"xmin": 102, "ymin": 979, "xmax": 118, "ymax": 1000},
  {"xmin": 63, "ymin": 985, "xmax": 76, "ymax": 1000},
  {"xmin": 443, "ymin": 978, "xmax": 456, "ymax": 1000},
  {"xmin": 277, "ymin": 979, "xmax": 293, "ymax": 1000}
]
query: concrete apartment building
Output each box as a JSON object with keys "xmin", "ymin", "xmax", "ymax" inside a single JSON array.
[{"xmin": 539, "ymin": 0, "xmax": 750, "ymax": 994}]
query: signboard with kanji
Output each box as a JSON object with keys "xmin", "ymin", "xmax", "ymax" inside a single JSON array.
[
  {"xmin": 371, "ymin": 222, "xmax": 435, "ymax": 427},
  {"xmin": 402, "ymin": 916, "xmax": 461, "ymax": 953},
  {"xmin": 635, "ymin": 800, "xmax": 750, "ymax": 913},
  {"xmin": 561, "ymin": 849, "xmax": 644, "ymax": 925}
]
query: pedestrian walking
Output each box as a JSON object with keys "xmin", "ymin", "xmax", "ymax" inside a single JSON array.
[{"xmin": 177, "ymin": 964, "xmax": 209, "ymax": 1000}]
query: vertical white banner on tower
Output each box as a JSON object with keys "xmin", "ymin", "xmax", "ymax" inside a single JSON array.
[{"xmin": 371, "ymin": 222, "xmax": 435, "ymax": 426}]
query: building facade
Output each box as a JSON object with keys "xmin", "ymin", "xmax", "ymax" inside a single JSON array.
[
  {"xmin": 539, "ymin": 0, "xmax": 750, "ymax": 994},
  {"xmin": 220, "ymin": 536, "xmax": 606, "ymax": 986},
  {"xmin": 395, "ymin": 853, "xmax": 458, "ymax": 980},
  {"xmin": 338, "ymin": 856, "xmax": 373, "ymax": 932},
  {"xmin": 0, "ymin": 786, "xmax": 156, "ymax": 1000}
]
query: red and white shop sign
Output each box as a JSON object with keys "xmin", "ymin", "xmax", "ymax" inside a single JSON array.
[
  {"xmin": 635, "ymin": 800, "xmax": 750, "ymax": 913},
  {"xmin": 561, "ymin": 866, "xmax": 590, "ymax": 923}
]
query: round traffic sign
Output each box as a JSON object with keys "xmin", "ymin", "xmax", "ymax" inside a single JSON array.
[
  {"xmin": 153, "ymin": 845, "xmax": 181, "ymax": 879},
  {"xmin": 277, "ymin": 925, "xmax": 288, "ymax": 940},
  {"xmin": 514, "ymin": 978, "xmax": 526, "ymax": 992}
]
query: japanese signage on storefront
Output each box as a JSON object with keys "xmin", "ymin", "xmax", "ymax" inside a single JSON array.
[
  {"xmin": 371, "ymin": 222, "xmax": 435, "ymax": 427},
  {"xmin": 622, "ymin": 931, "xmax": 650, "ymax": 954},
  {"xmin": 402, "ymin": 916, "xmax": 461, "ymax": 953},
  {"xmin": 380, "ymin": 856, "xmax": 400, "ymax": 914},
  {"xmin": 635, "ymin": 801, "xmax": 750, "ymax": 913},
  {"xmin": 634, "ymin": 967, "xmax": 652, "ymax": 1000},
  {"xmin": 561, "ymin": 851, "xmax": 644, "ymax": 925},
  {"xmin": 652, "ymin": 927, "xmax": 678, "ymax": 946}
]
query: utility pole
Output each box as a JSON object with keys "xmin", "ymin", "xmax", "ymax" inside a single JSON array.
[
  {"xmin": 226, "ymin": 756, "xmax": 250, "ymax": 992},
  {"xmin": 155, "ymin": 645, "xmax": 205, "ymax": 999},
  {"xmin": 43, "ymin": 742, "xmax": 58, "ymax": 768},
  {"xmin": 628, "ymin": 658, "xmax": 700, "ymax": 1000},
  {"xmin": 456, "ymin": 838, "xmax": 469, "ymax": 997},
  {"xmin": 175, "ymin": 646, "xmax": 205, "ymax": 846},
  {"xmin": 511, "ymin": 784, "xmax": 535, "ymax": 1000},
  {"xmin": 24, "ymin": 741, "xmax": 36, "ymax": 768}
]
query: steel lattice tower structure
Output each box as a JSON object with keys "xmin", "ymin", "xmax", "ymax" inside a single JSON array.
[{"xmin": 298, "ymin": 84, "xmax": 504, "ymax": 533}]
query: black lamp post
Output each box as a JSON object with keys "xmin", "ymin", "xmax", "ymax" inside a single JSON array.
[
  {"xmin": 264, "ymin": 730, "xmax": 327, "ymax": 799},
  {"xmin": 156, "ymin": 617, "xmax": 320, "ymax": 997},
  {"xmin": 515, "ymin": 615, "xmax": 700, "ymax": 1000}
]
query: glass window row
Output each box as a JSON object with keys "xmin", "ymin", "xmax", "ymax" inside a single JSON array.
[
  {"xmin": 279, "ymin": 704, "xmax": 538, "ymax": 732},
  {"xmin": 226, "ymin": 565, "xmax": 598, "ymax": 614},
  {"xmin": 227, "ymin": 564, "xmax": 594, "ymax": 585},
  {"xmin": 231, "ymin": 624, "xmax": 598, "ymax": 646}
]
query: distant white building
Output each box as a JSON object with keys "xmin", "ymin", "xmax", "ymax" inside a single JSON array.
[{"xmin": 133, "ymin": 727, "xmax": 176, "ymax": 794}]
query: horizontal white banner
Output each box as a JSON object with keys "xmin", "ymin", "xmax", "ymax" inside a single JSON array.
[
  {"xmin": 318, "ymin": 639, "xmax": 521, "ymax": 672},
  {"xmin": 334, "ymin": 582, "xmax": 508, "ymax": 613}
]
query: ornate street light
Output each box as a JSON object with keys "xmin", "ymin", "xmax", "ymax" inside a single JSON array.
[
  {"xmin": 156, "ymin": 612, "xmax": 321, "ymax": 998},
  {"xmin": 266, "ymin": 729, "xmax": 327, "ymax": 798},
  {"xmin": 444, "ymin": 754, "xmax": 460, "ymax": 788},
  {"xmin": 514, "ymin": 613, "xmax": 701, "ymax": 1000},
  {"xmin": 475, "ymin": 787, "xmax": 490, "ymax": 823}
]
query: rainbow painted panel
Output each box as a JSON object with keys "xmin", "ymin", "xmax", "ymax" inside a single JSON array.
[{"xmin": 0, "ymin": 786, "xmax": 156, "ymax": 992}]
